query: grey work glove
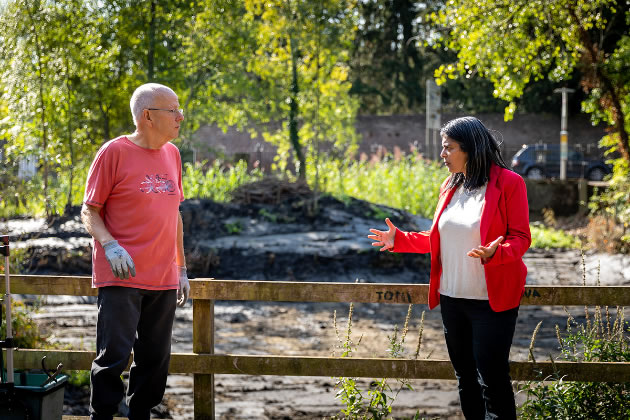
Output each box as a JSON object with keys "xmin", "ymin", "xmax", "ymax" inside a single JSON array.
[
  {"xmin": 102, "ymin": 240, "xmax": 136, "ymax": 279},
  {"xmin": 177, "ymin": 265, "xmax": 190, "ymax": 307}
]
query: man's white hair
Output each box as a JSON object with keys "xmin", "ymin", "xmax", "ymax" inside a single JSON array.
[{"xmin": 129, "ymin": 83, "xmax": 177, "ymax": 126}]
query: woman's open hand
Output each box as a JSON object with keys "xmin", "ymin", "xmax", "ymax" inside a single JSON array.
[
  {"xmin": 467, "ymin": 236, "xmax": 503, "ymax": 261},
  {"xmin": 368, "ymin": 218, "xmax": 397, "ymax": 251}
]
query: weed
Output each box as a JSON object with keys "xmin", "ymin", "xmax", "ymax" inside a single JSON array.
[
  {"xmin": 518, "ymin": 252, "xmax": 630, "ymax": 419},
  {"xmin": 224, "ymin": 221, "xmax": 243, "ymax": 235},
  {"xmin": 66, "ymin": 369, "xmax": 91, "ymax": 388},
  {"xmin": 258, "ymin": 208, "xmax": 278, "ymax": 223},
  {"xmin": 0, "ymin": 300, "xmax": 48, "ymax": 349},
  {"xmin": 368, "ymin": 204, "xmax": 391, "ymax": 221},
  {"xmin": 331, "ymin": 303, "xmax": 430, "ymax": 419}
]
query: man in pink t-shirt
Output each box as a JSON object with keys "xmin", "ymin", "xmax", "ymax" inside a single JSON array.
[{"xmin": 81, "ymin": 83, "xmax": 189, "ymax": 420}]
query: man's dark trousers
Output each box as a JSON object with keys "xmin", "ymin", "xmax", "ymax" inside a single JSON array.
[
  {"xmin": 440, "ymin": 294, "xmax": 519, "ymax": 420},
  {"xmin": 90, "ymin": 286, "xmax": 177, "ymax": 420}
]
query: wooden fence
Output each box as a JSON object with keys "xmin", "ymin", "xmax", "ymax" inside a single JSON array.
[{"xmin": 2, "ymin": 275, "xmax": 630, "ymax": 419}]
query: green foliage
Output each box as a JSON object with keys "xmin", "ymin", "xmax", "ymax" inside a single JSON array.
[
  {"xmin": 530, "ymin": 223, "xmax": 582, "ymax": 250},
  {"xmin": 519, "ymin": 255, "xmax": 630, "ymax": 418},
  {"xmin": 432, "ymin": 0, "xmax": 629, "ymax": 253},
  {"xmin": 0, "ymin": 162, "xmax": 90, "ymax": 218},
  {"xmin": 178, "ymin": 152, "xmax": 446, "ymax": 221},
  {"xmin": 331, "ymin": 304, "xmax": 427, "ymax": 419},
  {"xmin": 587, "ymin": 136, "xmax": 630, "ymax": 252},
  {"xmin": 0, "ymin": 300, "xmax": 48, "ymax": 349},
  {"xmin": 367, "ymin": 204, "xmax": 391, "ymax": 221},
  {"xmin": 519, "ymin": 305, "xmax": 630, "ymax": 418},
  {"xmin": 66, "ymin": 369, "xmax": 91, "ymax": 388},
  {"xmin": 432, "ymin": 0, "xmax": 630, "ymax": 166},
  {"xmin": 306, "ymin": 154, "xmax": 448, "ymax": 220},
  {"xmin": 0, "ymin": 0, "xmax": 204, "ymax": 218},
  {"xmin": 180, "ymin": 154, "xmax": 577, "ymax": 253},
  {"xmin": 182, "ymin": 160, "xmax": 263, "ymax": 203},
  {"xmin": 188, "ymin": 0, "xmax": 360, "ymax": 182},
  {"xmin": 350, "ymin": 0, "xmax": 425, "ymax": 114},
  {"xmin": 224, "ymin": 221, "xmax": 243, "ymax": 235}
]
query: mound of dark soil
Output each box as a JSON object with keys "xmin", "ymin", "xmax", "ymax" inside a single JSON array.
[{"xmin": 3, "ymin": 189, "xmax": 432, "ymax": 284}]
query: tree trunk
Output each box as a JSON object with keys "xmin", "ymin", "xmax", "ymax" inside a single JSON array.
[
  {"xmin": 65, "ymin": 58, "xmax": 75, "ymax": 216},
  {"xmin": 289, "ymin": 35, "xmax": 305, "ymax": 180},
  {"xmin": 147, "ymin": 0, "xmax": 157, "ymax": 81},
  {"xmin": 26, "ymin": 4, "xmax": 51, "ymax": 217},
  {"xmin": 569, "ymin": 5, "xmax": 630, "ymax": 162}
]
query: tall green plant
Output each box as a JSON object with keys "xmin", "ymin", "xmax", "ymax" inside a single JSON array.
[
  {"xmin": 307, "ymin": 154, "xmax": 447, "ymax": 220},
  {"xmin": 519, "ymin": 255, "xmax": 630, "ymax": 418},
  {"xmin": 182, "ymin": 160, "xmax": 263, "ymax": 202},
  {"xmin": 331, "ymin": 303, "xmax": 429, "ymax": 419}
]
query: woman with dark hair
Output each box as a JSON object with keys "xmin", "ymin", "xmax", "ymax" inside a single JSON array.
[{"xmin": 368, "ymin": 116, "xmax": 531, "ymax": 419}]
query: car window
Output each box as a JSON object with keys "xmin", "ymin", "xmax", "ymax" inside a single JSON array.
[{"xmin": 514, "ymin": 148, "xmax": 531, "ymax": 159}]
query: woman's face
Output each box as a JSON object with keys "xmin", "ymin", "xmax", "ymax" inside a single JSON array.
[{"xmin": 440, "ymin": 135, "xmax": 468, "ymax": 175}]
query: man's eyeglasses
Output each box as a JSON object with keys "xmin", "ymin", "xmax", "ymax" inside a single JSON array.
[{"xmin": 147, "ymin": 108, "xmax": 184, "ymax": 116}]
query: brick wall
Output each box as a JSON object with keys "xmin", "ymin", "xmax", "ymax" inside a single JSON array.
[{"xmin": 192, "ymin": 113, "xmax": 608, "ymax": 169}]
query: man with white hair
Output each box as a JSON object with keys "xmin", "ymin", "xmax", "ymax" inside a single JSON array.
[{"xmin": 81, "ymin": 83, "xmax": 190, "ymax": 420}]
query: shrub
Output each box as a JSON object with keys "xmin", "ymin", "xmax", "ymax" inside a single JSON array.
[
  {"xmin": 519, "ymin": 254, "xmax": 630, "ymax": 419},
  {"xmin": 0, "ymin": 300, "xmax": 48, "ymax": 349},
  {"xmin": 529, "ymin": 223, "xmax": 582, "ymax": 250}
]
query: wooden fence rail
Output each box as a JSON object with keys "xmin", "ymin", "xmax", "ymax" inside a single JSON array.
[{"xmin": 2, "ymin": 275, "xmax": 630, "ymax": 420}]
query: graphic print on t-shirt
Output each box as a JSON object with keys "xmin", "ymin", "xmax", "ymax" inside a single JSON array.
[{"xmin": 139, "ymin": 174, "xmax": 177, "ymax": 195}]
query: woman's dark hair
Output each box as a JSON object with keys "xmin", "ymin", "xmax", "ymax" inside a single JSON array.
[{"xmin": 440, "ymin": 116, "xmax": 509, "ymax": 191}]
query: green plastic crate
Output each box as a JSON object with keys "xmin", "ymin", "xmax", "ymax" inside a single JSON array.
[{"xmin": 0, "ymin": 371, "xmax": 68, "ymax": 420}]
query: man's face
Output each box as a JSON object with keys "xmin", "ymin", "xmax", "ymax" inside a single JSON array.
[{"xmin": 146, "ymin": 92, "xmax": 184, "ymax": 142}]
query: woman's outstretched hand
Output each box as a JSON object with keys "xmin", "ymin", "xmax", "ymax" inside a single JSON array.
[
  {"xmin": 368, "ymin": 218, "xmax": 397, "ymax": 251},
  {"xmin": 467, "ymin": 236, "xmax": 504, "ymax": 260}
]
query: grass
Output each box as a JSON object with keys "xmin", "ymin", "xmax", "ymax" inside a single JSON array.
[
  {"xmin": 530, "ymin": 223, "xmax": 582, "ymax": 250},
  {"xmin": 305, "ymin": 155, "xmax": 448, "ymax": 220},
  {"xmin": 182, "ymin": 159, "xmax": 263, "ymax": 202}
]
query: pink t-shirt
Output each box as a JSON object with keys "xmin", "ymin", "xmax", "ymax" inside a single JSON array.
[{"xmin": 84, "ymin": 136, "xmax": 184, "ymax": 290}]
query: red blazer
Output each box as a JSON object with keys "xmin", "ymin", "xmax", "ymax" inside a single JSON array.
[{"xmin": 393, "ymin": 164, "xmax": 531, "ymax": 312}]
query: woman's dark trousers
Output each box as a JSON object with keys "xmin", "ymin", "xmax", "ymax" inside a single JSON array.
[
  {"xmin": 440, "ymin": 294, "xmax": 519, "ymax": 420},
  {"xmin": 90, "ymin": 286, "xmax": 177, "ymax": 420}
]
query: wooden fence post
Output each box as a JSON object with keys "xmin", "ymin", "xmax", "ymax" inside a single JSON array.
[{"xmin": 193, "ymin": 299, "xmax": 215, "ymax": 420}]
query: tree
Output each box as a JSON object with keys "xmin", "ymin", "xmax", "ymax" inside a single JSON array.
[
  {"xmin": 350, "ymin": 0, "xmax": 425, "ymax": 114},
  {"xmin": 432, "ymin": 0, "xmax": 630, "ymax": 162},
  {"xmin": 432, "ymin": 0, "xmax": 630, "ymax": 251},
  {"xmin": 0, "ymin": 0, "xmax": 201, "ymax": 217},
  {"xmin": 189, "ymin": 0, "xmax": 360, "ymax": 181}
]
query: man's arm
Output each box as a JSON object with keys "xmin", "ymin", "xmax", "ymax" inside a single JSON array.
[
  {"xmin": 81, "ymin": 202, "xmax": 135, "ymax": 279},
  {"xmin": 176, "ymin": 211, "xmax": 186, "ymax": 267},
  {"xmin": 81, "ymin": 203, "xmax": 114, "ymax": 245},
  {"xmin": 176, "ymin": 211, "xmax": 190, "ymax": 306}
]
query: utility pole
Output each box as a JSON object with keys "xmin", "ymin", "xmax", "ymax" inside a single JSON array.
[
  {"xmin": 554, "ymin": 87, "xmax": 575, "ymax": 180},
  {"xmin": 426, "ymin": 79, "xmax": 441, "ymax": 160}
]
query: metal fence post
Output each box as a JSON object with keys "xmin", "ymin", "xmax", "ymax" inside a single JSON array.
[{"xmin": 193, "ymin": 298, "xmax": 215, "ymax": 419}]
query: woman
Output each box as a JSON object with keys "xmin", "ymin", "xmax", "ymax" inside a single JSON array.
[{"xmin": 368, "ymin": 116, "xmax": 531, "ymax": 419}]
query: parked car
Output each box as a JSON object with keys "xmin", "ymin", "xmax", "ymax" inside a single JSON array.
[{"xmin": 510, "ymin": 144, "xmax": 612, "ymax": 181}]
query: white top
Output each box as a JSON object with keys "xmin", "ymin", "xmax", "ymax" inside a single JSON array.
[{"xmin": 438, "ymin": 184, "xmax": 488, "ymax": 300}]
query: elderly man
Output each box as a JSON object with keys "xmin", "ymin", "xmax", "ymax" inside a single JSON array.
[{"xmin": 81, "ymin": 83, "xmax": 190, "ymax": 420}]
